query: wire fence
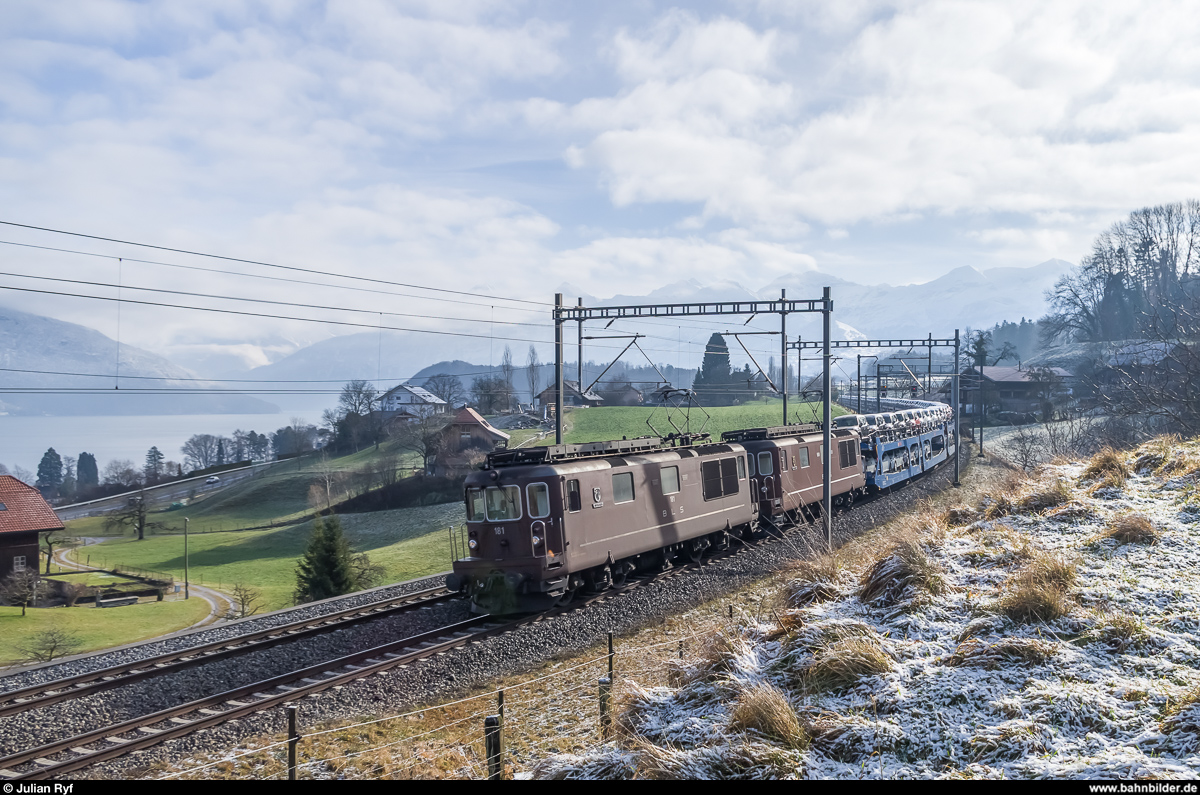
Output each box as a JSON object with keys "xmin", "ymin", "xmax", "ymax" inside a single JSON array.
[{"xmin": 156, "ymin": 621, "xmax": 728, "ymax": 781}]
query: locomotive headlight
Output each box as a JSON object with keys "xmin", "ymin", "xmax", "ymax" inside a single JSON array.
[
  {"xmin": 532, "ymin": 535, "xmax": 542, "ymax": 547},
  {"xmin": 468, "ymin": 539, "xmax": 478, "ymax": 550}
]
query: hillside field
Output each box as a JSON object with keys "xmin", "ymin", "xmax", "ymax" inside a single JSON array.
[{"xmin": 553, "ymin": 400, "xmax": 844, "ymax": 445}]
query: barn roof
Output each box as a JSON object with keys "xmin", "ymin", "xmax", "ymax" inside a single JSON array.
[
  {"xmin": 0, "ymin": 476, "xmax": 65, "ymax": 536},
  {"xmin": 449, "ymin": 407, "xmax": 510, "ymax": 441}
]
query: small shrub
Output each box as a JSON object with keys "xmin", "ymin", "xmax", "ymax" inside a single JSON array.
[
  {"xmin": 1080, "ymin": 447, "xmax": 1129, "ymax": 485},
  {"xmin": 1101, "ymin": 512, "xmax": 1159, "ymax": 545},
  {"xmin": 859, "ymin": 537, "xmax": 946, "ymax": 606},
  {"xmin": 728, "ymin": 683, "xmax": 809, "ymax": 749},
  {"xmin": 945, "ymin": 637, "xmax": 1058, "ymax": 669}
]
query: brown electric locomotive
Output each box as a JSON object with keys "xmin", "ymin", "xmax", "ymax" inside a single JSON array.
[
  {"xmin": 721, "ymin": 424, "xmax": 867, "ymax": 529},
  {"xmin": 446, "ymin": 434, "xmax": 757, "ymax": 614}
]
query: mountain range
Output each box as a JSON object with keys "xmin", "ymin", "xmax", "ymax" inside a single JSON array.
[{"xmin": 0, "ymin": 259, "xmax": 1073, "ymax": 415}]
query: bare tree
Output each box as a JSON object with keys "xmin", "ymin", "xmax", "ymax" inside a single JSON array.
[
  {"xmin": 338, "ymin": 380, "xmax": 378, "ymax": 417},
  {"xmin": 500, "ymin": 346, "xmax": 515, "ymax": 412},
  {"xmin": 391, "ymin": 414, "xmax": 449, "ymax": 474},
  {"xmin": 16, "ymin": 627, "xmax": 82, "ymax": 663},
  {"xmin": 103, "ymin": 493, "xmax": 167, "ymax": 541},
  {"xmin": 423, "ymin": 373, "xmax": 466, "ymax": 405},
  {"xmin": 180, "ymin": 434, "xmax": 221, "ymax": 471},
  {"xmin": 225, "ymin": 582, "xmax": 265, "ymax": 620},
  {"xmin": 525, "ymin": 345, "xmax": 541, "ymax": 405},
  {"xmin": 0, "ymin": 570, "xmax": 40, "ymax": 616},
  {"xmin": 40, "ymin": 529, "xmax": 66, "ymax": 575}
]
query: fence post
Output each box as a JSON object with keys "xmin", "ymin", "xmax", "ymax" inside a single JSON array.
[
  {"xmin": 607, "ymin": 632, "xmax": 614, "ymax": 680},
  {"xmin": 599, "ymin": 676, "xmax": 612, "ymax": 739},
  {"xmin": 287, "ymin": 704, "xmax": 300, "ymax": 781},
  {"xmin": 497, "ymin": 689, "xmax": 505, "ymax": 760},
  {"xmin": 484, "ymin": 715, "xmax": 503, "ymax": 780}
]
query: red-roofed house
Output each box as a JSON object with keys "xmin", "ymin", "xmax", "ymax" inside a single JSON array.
[
  {"xmin": 0, "ymin": 476, "xmax": 64, "ymax": 579},
  {"xmin": 434, "ymin": 408, "xmax": 511, "ymax": 475}
]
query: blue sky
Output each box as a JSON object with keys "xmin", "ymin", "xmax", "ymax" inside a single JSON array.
[{"xmin": 2, "ymin": 0, "xmax": 1198, "ymax": 370}]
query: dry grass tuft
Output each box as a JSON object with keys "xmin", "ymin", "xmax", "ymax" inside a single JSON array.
[
  {"xmin": 796, "ymin": 633, "xmax": 894, "ymax": 691},
  {"xmin": 1046, "ymin": 501, "xmax": 1097, "ymax": 523},
  {"xmin": 667, "ymin": 628, "xmax": 743, "ymax": 686},
  {"xmin": 945, "ymin": 637, "xmax": 1058, "ymax": 668},
  {"xmin": 1160, "ymin": 686, "xmax": 1200, "ymax": 738},
  {"xmin": 1086, "ymin": 612, "xmax": 1150, "ymax": 651},
  {"xmin": 1080, "ymin": 447, "xmax": 1129, "ymax": 485},
  {"xmin": 982, "ymin": 494, "xmax": 1015, "ymax": 520},
  {"xmin": 784, "ymin": 557, "xmax": 843, "ymax": 607},
  {"xmin": 1015, "ymin": 479, "xmax": 1072, "ymax": 514},
  {"xmin": 859, "ymin": 536, "xmax": 947, "ymax": 606},
  {"xmin": 991, "ymin": 552, "xmax": 1077, "ymax": 623},
  {"xmin": 728, "ymin": 683, "xmax": 809, "ymax": 749},
  {"xmin": 1100, "ymin": 512, "xmax": 1160, "ymax": 545},
  {"xmin": 630, "ymin": 738, "xmax": 798, "ymax": 780},
  {"xmin": 763, "ymin": 610, "xmax": 807, "ymax": 642},
  {"xmin": 943, "ymin": 505, "xmax": 981, "ymax": 526}
]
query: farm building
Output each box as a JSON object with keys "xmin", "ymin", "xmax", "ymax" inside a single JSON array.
[
  {"xmin": 960, "ymin": 364, "xmax": 1073, "ymax": 418},
  {"xmin": 535, "ymin": 380, "xmax": 604, "ymax": 408},
  {"xmin": 0, "ymin": 475, "xmax": 64, "ymax": 579},
  {"xmin": 434, "ymin": 407, "xmax": 511, "ymax": 475}
]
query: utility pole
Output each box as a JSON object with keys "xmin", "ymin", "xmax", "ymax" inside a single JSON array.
[
  {"xmin": 184, "ymin": 516, "xmax": 190, "ymax": 600},
  {"xmin": 953, "ymin": 329, "xmax": 961, "ymax": 486},
  {"xmin": 780, "ymin": 289, "xmax": 788, "ymax": 425},
  {"xmin": 555, "ymin": 293, "xmax": 564, "ymax": 444},
  {"xmin": 822, "ymin": 287, "xmax": 832, "ymax": 552},
  {"xmin": 577, "ymin": 297, "xmax": 583, "ymax": 396}
]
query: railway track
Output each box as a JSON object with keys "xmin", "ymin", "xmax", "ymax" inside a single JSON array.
[
  {"xmin": 0, "ymin": 461, "xmax": 950, "ymax": 781},
  {"xmin": 0, "ymin": 585, "xmax": 457, "ymax": 720}
]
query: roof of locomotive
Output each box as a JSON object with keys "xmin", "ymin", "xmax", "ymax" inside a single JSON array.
[{"xmin": 466, "ymin": 441, "xmax": 747, "ymax": 482}]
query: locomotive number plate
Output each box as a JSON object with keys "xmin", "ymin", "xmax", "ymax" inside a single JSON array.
[{"xmin": 494, "ymin": 527, "xmax": 505, "ymax": 535}]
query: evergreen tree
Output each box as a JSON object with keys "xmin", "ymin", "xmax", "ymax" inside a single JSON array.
[
  {"xmin": 294, "ymin": 515, "xmax": 358, "ymax": 604},
  {"xmin": 691, "ymin": 333, "xmax": 734, "ymax": 406},
  {"xmin": 217, "ymin": 438, "xmax": 226, "ymax": 466},
  {"xmin": 144, "ymin": 446, "xmax": 165, "ymax": 482},
  {"xmin": 77, "ymin": 453, "xmax": 99, "ymax": 490},
  {"xmin": 35, "ymin": 448, "xmax": 63, "ymax": 494}
]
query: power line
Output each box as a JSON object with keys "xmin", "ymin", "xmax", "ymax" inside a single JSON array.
[
  {"xmin": 0, "ymin": 220, "xmax": 552, "ymax": 307},
  {"xmin": 0, "ymin": 271, "xmax": 553, "ymax": 329}
]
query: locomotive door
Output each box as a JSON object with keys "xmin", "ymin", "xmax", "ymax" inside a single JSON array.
[{"xmin": 756, "ymin": 451, "xmax": 776, "ymax": 506}]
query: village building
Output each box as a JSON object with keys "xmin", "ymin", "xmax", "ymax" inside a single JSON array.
[
  {"xmin": 379, "ymin": 384, "xmax": 448, "ymax": 419},
  {"xmin": 960, "ymin": 364, "xmax": 1073, "ymax": 418},
  {"xmin": 596, "ymin": 381, "xmax": 644, "ymax": 407},
  {"xmin": 434, "ymin": 407, "xmax": 511, "ymax": 475},
  {"xmin": 0, "ymin": 475, "xmax": 64, "ymax": 579},
  {"xmin": 535, "ymin": 380, "xmax": 604, "ymax": 409}
]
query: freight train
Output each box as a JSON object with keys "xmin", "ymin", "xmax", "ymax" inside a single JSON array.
[{"xmin": 446, "ymin": 400, "xmax": 955, "ymax": 614}]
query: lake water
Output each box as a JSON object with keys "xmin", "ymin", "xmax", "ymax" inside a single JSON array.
[{"xmin": 0, "ymin": 413, "xmax": 314, "ymax": 472}]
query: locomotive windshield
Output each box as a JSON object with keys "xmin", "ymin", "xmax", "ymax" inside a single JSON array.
[
  {"xmin": 485, "ymin": 486, "xmax": 522, "ymax": 521},
  {"xmin": 527, "ymin": 483, "xmax": 551, "ymax": 518},
  {"xmin": 466, "ymin": 488, "xmax": 485, "ymax": 522}
]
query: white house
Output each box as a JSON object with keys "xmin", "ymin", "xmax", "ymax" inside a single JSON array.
[{"xmin": 379, "ymin": 384, "xmax": 448, "ymax": 418}]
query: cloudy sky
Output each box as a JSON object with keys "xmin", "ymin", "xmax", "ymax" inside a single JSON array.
[{"xmin": 1, "ymin": 0, "xmax": 1198, "ymax": 373}]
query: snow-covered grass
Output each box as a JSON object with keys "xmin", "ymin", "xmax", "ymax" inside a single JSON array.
[{"xmin": 533, "ymin": 439, "xmax": 1200, "ymax": 779}]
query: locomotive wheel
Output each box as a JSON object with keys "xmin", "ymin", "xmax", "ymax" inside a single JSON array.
[
  {"xmin": 611, "ymin": 564, "xmax": 629, "ymax": 588},
  {"xmin": 554, "ymin": 588, "xmax": 576, "ymax": 607},
  {"xmin": 586, "ymin": 565, "xmax": 613, "ymax": 593},
  {"xmin": 685, "ymin": 538, "xmax": 706, "ymax": 564}
]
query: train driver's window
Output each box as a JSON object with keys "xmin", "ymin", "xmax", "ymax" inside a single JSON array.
[
  {"xmin": 567, "ymin": 480, "xmax": 582, "ymax": 513},
  {"xmin": 736, "ymin": 456, "xmax": 746, "ymax": 480},
  {"xmin": 527, "ymin": 483, "xmax": 550, "ymax": 519},
  {"xmin": 746, "ymin": 454, "xmax": 754, "ymax": 476},
  {"xmin": 660, "ymin": 466, "xmax": 680, "ymax": 495},
  {"xmin": 485, "ymin": 485, "xmax": 521, "ymax": 521},
  {"xmin": 798, "ymin": 447, "xmax": 810, "ymax": 468},
  {"xmin": 757, "ymin": 451, "xmax": 773, "ymax": 476},
  {"xmin": 613, "ymin": 472, "xmax": 635, "ymax": 504},
  {"xmin": 466, "ymin": 488, "xmax": 485, "ymax": 522}
]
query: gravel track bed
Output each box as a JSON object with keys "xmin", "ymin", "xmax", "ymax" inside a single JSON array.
[
  {"xmin": 9, "ymin": 456, "xmax": 969, "ymax": 779},
  {"xmin": 0, "ymin": 572, "xmax": 453, "ymax": 696}
]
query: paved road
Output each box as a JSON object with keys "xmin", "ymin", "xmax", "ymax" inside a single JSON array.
[{"xmin": 54, "ymin": 464, "xmax": 272, "ymax": 521}]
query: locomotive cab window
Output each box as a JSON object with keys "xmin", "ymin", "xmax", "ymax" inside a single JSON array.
[
  {"xmin": 660, "ymin": 466, "xmax": 680, "ymax": 495},
  {"xmin": 527, "ymin": 483, "xmax": 550, "ymax": 519},
  {"xmin": 466, "ymin": 488, "xmax": 485, "ymax": 522},
  {"xmin": 757, "ymin": 451, "xmax": 773, "ymax": 476},
  {"xmin": 567, "ymin": 479, "xmax": 582, "ymax": 513},
  {"xmin": 485, "ymin": 486, "xmax": 521, "ymax": 521},
  {"xmin": 736, "ymin": 456, "xmax": 746, "ymax": 480},
  {"xmin": 798, "ymin": 447, "xmax": 810, "ymax": 468},
  {"xmin": 612, "ymin": 472, "xmax": 635, "ymax": 504}
]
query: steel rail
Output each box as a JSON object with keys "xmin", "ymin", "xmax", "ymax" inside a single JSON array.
[{"xmin": 0, "ymin": 586, "xmax": 456, "ymax": 718}]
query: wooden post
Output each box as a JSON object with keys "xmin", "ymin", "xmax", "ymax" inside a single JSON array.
[
  {"xmin": 287, "ymin": 705, "xmax": 300, "ymax": 781},
  {"xmin": 599, "ymin": 676, "xmax": 612, "ymax": 738},
  {"xmin": 497, "ymin": 689, "xmax": 505, "ymax": 761},
  {"xmin": 484, "ymin": 715, "xmax": 503, "ymax": 780},
  {"xmin": 607, "ymin": 632, "xmax": 614, "ymax": 680}
]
